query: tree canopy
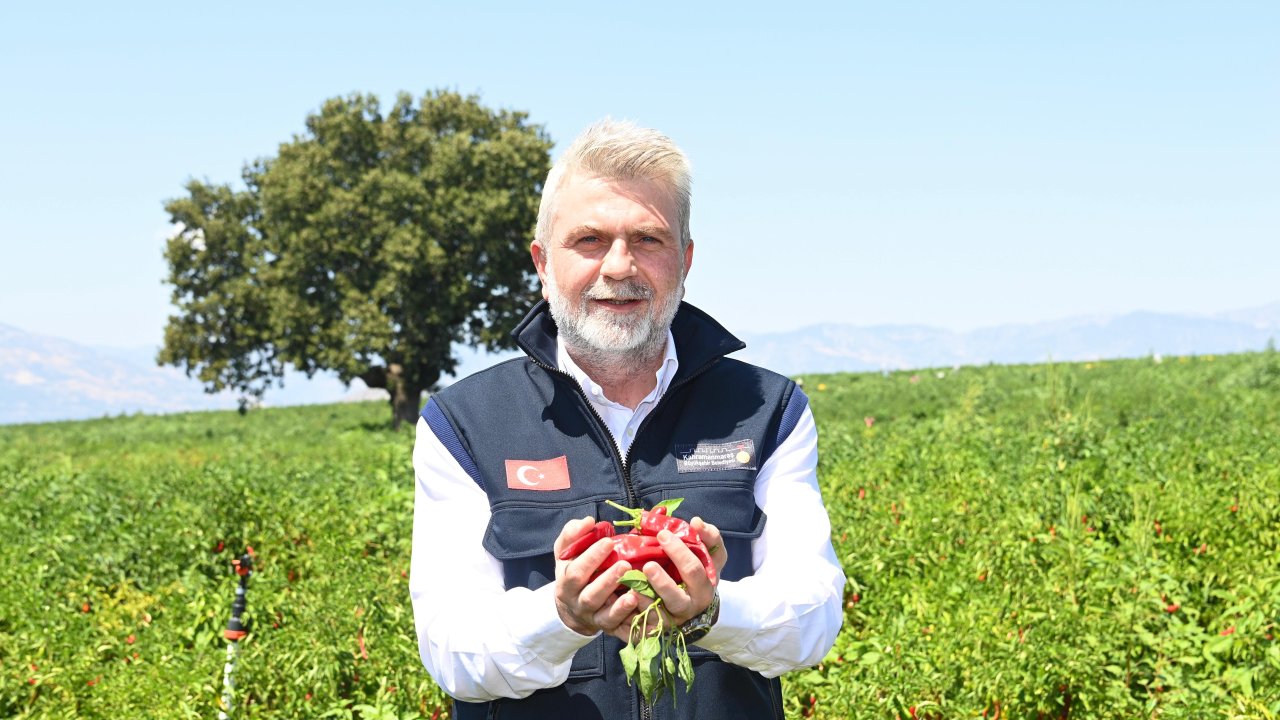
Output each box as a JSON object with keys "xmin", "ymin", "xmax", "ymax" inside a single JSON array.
[{"xmin": 159, "ymin": 91, "xmax": 552, "ymax": 426}]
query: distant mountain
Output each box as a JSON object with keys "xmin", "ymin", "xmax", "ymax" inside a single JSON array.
[
  {"xmin": 3, "ymin": 302, "xmax": 1277, "ymax": 425},
  {"xmin": 734, "ymin": 304, "xmax": 1280, "ymax": 376},
  {"xmin": 0, "ymin": 323, "xmax": 354, "ymax": 425},
  {"xmin": 1214, "ymin": 301, "xmax": 1280, "ymax": 329}
]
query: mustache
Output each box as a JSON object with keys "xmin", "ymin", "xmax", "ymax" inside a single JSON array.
[{"xmin": 583, "ymin": 280, "xmax": 654, "ymax": 302}]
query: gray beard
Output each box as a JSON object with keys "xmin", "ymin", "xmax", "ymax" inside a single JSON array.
[{"xmin": 546, "ymin": 274, "xmax": 683, "ymax": 374}]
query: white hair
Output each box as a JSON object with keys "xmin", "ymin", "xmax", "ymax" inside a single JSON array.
[{"xmin": 535, "ymin": 119, "xmax": 692, "ymax": 251}]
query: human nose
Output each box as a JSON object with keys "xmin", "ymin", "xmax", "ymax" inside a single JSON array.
[{"xmin": 599, "ymin": 238, "xmax": 636, "ymax": 280}]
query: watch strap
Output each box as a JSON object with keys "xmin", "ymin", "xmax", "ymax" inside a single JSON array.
[{"xmin": 679, "ymin": 589, "xmax": 720, "ymax": 643}]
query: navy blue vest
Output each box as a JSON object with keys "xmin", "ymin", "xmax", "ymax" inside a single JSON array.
[{"xmin": 421, "ymin": 301, "xmax": 808, "ymax": 720}]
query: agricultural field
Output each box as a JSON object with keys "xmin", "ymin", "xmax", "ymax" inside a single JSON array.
[{"xmin": 1, "ymin": 350, "xmax": 1278, "ymax": 719}]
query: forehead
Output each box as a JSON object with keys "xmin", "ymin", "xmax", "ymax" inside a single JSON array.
[{"xmin": 551, "ymin": 173, "xmax": 678, "ymax": 232}]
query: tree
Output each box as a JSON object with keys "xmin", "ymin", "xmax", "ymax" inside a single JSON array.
[{"xmin": 159, "ymin": 91, "xmax": 552, "ymax": 428}]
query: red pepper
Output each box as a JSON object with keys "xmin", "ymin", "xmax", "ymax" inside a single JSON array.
[
  {"xmin": 556, "ymin": 500, "xmax": 720, "ymax": 586},
  {"xmin": 605, "ymin": 499, "xmax": 718, "ymax": 584},
  {"xmin": 685, "ymin": 540, "xmax": 717, "ymax": 584},
  {"xmin": 588, "ymin": 533, "xmax": 681, "ymax": 582},
  {"xmin": 644, "ymin": 507, "xmax": 699, "ymax": 541},
  {"xmin": 557, "ymin": 520, "xmax": 617, "ymax": 561},
  {"xmin": 607, "ymin": 501, "xmax": 695, "ymax": 540}
]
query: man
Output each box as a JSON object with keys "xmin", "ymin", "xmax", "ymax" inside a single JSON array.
[{"xmin": 410, "ymin": 120, "xmax": 845, "ymax": 719}]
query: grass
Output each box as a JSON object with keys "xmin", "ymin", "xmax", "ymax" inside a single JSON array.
[{"xmin": 2, "ymin": 349, "xmax": 1278, "ymax": 718}]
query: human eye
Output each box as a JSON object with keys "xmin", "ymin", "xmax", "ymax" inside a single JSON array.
[{"xmin": 633, "ymin": 231, "xmax": 671, "ymax": 248}]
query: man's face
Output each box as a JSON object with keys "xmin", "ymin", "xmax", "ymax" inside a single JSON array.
[{"xmin": 532, "ymin": 172, "xmax": 694, "ymax": 360}]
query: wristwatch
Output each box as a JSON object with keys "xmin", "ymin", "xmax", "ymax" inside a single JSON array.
[{"xmin": 678, "ymin": 589, "xmax": 720, "ymax": 644}]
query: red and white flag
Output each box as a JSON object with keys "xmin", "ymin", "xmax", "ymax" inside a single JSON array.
[{"xmin": 505, "ymin": 456, "xmax": 571, "ymax": 491}]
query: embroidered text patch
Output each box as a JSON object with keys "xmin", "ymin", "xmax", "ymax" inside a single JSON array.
[{"xmin": 675, "ymin": 439, "xmax": 757, "ymax": 473}]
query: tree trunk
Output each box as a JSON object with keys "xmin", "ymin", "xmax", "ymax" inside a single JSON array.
[{"xmin": 386, "ymin": 363, "xmax": 424, "ymax": 431}]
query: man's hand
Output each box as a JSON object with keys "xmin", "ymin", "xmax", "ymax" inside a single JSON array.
[
  {"xmin": 633, "ymin": 516, "xmax": 727, "ymax": 633},
  {"xmin": 553, "ymin": 517, "xmax": 637, "ymax": 637},
  {"xmin": 692, "ymin": 516, "xmax": 728, "ymax": 576}
]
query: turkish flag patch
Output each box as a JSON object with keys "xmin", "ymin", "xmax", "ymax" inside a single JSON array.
[{"xmin": 505, "ymin": 456, "xmax": 571, "ymax": 491}]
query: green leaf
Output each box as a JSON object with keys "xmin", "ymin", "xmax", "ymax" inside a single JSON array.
[
  {"xmin": 654, "ymin": 498, "xmax": 685, "ymax": 514},
  {"xmin": 637, "ymin": 636, "xmax": 660, "ymax": 700},
  {"xmin": 678, "ymin": 646, "xmax": 695, "ymax": 687},
  {"xmin": 619, "ymin": 569, "xmax": 657, "ymax": 598},
  {"xmin": 647, "ymin": 647, "xmax": 667, "ymax": 703},
  {"xmin": 619, "ymin": 643, "xmax": 639, "ymax": 680},
  {"xmin": 1205, "ymin": 635, "xmax": 1234, "ymax": 655}
]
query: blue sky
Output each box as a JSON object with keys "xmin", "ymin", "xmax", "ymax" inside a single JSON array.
[{"xmin": 2, "ymin": 1, "xmax": 1277, "ymax": 353}]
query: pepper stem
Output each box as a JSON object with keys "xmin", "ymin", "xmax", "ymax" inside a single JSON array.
[
  {"xmin": 605, "ymin": 499, "xmax": 645, "ymax": 528},
  {"xmin": 606, "ymin": 498, "xmax": 686, "ymax": 529}
]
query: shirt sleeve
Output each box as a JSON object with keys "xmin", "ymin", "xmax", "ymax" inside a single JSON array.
[
  {"xmin": 693, "ymin": 404, "xmax": 847, "ymax": 677},
  {"xmin": 409, "ymin": 416, "xmax": 597, "ymax": 702}
]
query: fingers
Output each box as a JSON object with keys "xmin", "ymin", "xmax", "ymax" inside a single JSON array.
[
  {"xmin": 555, "ymin": 524, "xmax": 628, "ymax": 636},
  {"xmin": 555, "ymin": 515, "xmax": 725, "ymax": 634},
  {"xmin": 642, "ymin": 529, "xmax": 715, "ymax": 623},
  {"xmin": 594, "ymin": 590, "xmax": 639, "ymax": 636},
  {"xmin": 556, "ymin": 516, "xmax": 614, "ymax": 588},
  {"xmin": 562, "ymin": 538, "xmax": 620, "ymax": 591},
  {"xmin": 553, "ymin": 516, "xmax": 596, "ymax": 558},
  {"xmin": 555, "ymin": 552, "xmax": 630, "ymax": 635},
  {"xmin": 602, "ymin": 592, "xmax": 666, "ymax": 643},
  {"xmin": 578, "ymin": 557, "xmax": 631, "ymax": 607},
  {"xmin": 691, "ymin": 517, "xmax": 728, "ymax": 574}
]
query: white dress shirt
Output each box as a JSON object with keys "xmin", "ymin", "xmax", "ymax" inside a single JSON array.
[
  {"xmin": 409, "ymin": 335, "xmax": 845, "ymax": 702},
  {"xmin": 557, "ymin": 331, "xmax": 680, "ymax": 457}
]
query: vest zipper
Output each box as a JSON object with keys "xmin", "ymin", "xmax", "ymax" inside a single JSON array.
[
  {"xmin": 527, "ymin": 358, "xmax": 637, "ymax": 506},
  {"xmin": 626, "ymin": 357, "xmax": 719, "ymax": 720},
  {"xmin": 529, "ymin": 353, "xmax": 722, "ymax": 720},
  {"xmin": 620, "ymin": 357, "xmax": 720, "ymax": 472}
]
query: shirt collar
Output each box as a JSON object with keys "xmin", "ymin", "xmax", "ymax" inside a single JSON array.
[{"xmin": 556, "ymin": 330, "xmax": 680, "ymax": 408}]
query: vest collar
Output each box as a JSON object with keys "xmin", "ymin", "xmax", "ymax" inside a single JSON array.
[{"xmin": 512, "ymin": 300, "xmax": 746, "ymax": 384}]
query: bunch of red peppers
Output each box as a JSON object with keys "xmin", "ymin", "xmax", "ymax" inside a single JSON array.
[
  {"xmin": 557, "ymin": 498, "xmax": 715, "ymax": 706},
  {"xmin": 557, "ymin": 498, "xmax": 716, "ymax": 584}
]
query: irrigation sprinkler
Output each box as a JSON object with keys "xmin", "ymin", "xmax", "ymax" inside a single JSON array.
[{"xmin": 218, "ymin": 547, "xmax": 255, "ymax": 720}]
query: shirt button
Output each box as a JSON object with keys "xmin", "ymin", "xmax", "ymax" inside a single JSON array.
[{"xmin": 627, "ymin": 428, "xmax": 635, "ymax": 436}]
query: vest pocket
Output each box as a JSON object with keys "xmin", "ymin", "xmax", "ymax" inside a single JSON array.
[
  {"xmin": 568, "ymin": 634, "xmax": 605, "ymax": 678},
  {"xmin": 483, "ymin": 499, "xmax": 604, "ymax": 561},
  {"xmin": 482, "ymin": 499, "xmax": 619, "ymax": 591},
  {"xmin": 638, "ymin": 479, "xmax": 766, "ymax": 540}
]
